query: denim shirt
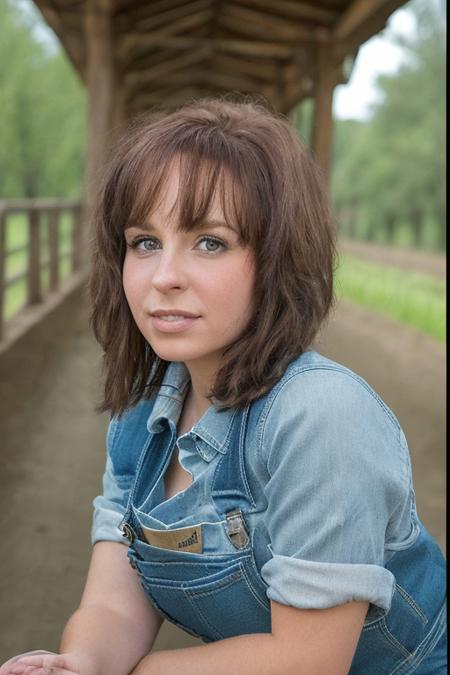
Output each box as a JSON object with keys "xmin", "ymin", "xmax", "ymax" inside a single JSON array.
[{"xmin": 91, "ymin": 350, "xmax": 446, "ymax": 672}]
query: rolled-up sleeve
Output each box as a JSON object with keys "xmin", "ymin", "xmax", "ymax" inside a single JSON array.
[
  {"xmin": 91, "ymin": 417, "xmax": 133, "ymax": 545},
  {"xmin": 259, "ymin": 366, "xmax": 409, "ymax": 614}
]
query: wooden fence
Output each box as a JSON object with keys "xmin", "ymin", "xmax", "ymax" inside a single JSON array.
[{"xmin": 0, "ymin": 199, "xmax": 83, "ymax": 340}]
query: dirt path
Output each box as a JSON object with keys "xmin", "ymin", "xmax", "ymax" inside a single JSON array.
[{"xmin": 0, "ymin": 263, "xmax": 446, "ymax": 660}]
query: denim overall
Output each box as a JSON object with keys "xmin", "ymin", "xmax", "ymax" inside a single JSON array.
[{"xmin": 117, "ymin": 395, "xmax": 447, "ymax": 674}]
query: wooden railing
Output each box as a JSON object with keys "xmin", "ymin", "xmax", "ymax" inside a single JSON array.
[{"xmin": 0, "ymin": 199, "xmax": 84, "ymax": 340}]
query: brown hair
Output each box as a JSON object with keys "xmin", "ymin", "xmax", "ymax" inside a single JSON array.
[{"xmin": 90, "ymin": 96, "xmax": 336, "ymax": 416}]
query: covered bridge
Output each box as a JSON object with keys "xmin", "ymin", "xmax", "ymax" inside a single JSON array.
[
  {"xmin": 4, "ymin": 0, "xmax": 445, "ymax": 661},
  {"xmin": 32, "ymin": 0, "xmax": 408, "ymax": 203}
]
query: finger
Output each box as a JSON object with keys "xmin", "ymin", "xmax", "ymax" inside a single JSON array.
[
  {"xmin": 0, "ymin": 655, "xmax": 46, "ymax": 675},
  {"xmin": 3, "ymin": 665, "xmax": 38, "ymax": 675},
  {"xmin": 1, "ymin": 653, "xmax": 57, "ymax": 675},
  {"xmin": 9, "ymin": 656, "xmax": 67, "ymax": 675},
  {"xmin": 9, "ymin": 656, "xmax": 65, "ymax": 669}
]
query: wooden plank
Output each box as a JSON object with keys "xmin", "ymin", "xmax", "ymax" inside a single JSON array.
[
  {"xmin": 220, "ymin": 3, "xmax": 329, "ymax": 42},
  {"xmin": 71, "ymin": 206, "xmax": 82, "ymax": 272},
  {"xmin": 122, "ymin": 36, "xmax": 298, "ymax": 60},
  {"xmin": 129, "ymin": 0, "xmax": 213, "ymax": 33},
  {"xmin": 333, "ymin": 0, "xmax": 407, "ymax": 43},
  {"xmin": 32, "ymin": 0, "xmax": 85, "ymax": 79},
  {"xmin": 212, "ymin": 53, "xmax": 278, "ymax": 81},
  {"xmin": 311, "ymin": 46, "xmax": 340, "ymax": 178},
  {"xmin": 84, "ymin": 0, "xmax": 115, "ymax": 210},
  {"xmin": 234, "ymin": 0, "xmax": 339, "ymax": 24},
  {"xmin": 116, "ymin": 0, "xmax": 185, "ymax": 22},
  {"xmin": 128, "ymin": 86, "xmax": 213, "ymax": 113},
  {"xmin": 124, "ymin": 47, "xmax": 211, "ymax": 89},
  {"xmin": 48, "ymin": 209, "xmax": 60, "ymax": 292},
  {"xmin": 27, "ymin": 209, "xmax": 42, "ymax": 305},
  {"xmin": 122, "ymin": 8, "xmax": 214, "ymax": 48}
]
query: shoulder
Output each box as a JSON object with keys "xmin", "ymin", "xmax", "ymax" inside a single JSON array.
[
  {"xmin": 260, "ymin": 350, "xmax": 400, "ymax": 432},
  {"xmin": 255, "ymin": 350, "xmax": 407, "ymax": 483}
]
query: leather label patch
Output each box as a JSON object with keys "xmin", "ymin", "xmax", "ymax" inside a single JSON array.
[{"xmin": 141, "ymin": 524, "xmax": 203, "ymax": 553}]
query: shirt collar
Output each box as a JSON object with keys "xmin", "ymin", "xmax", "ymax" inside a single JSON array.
[{"xmin": 146, "ymin": 361, "xmax": 238, "ymax": 458}]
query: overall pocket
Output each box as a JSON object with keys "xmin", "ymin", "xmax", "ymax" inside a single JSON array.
[{"xmin": 130, "ymin": 542, "xmax": 271, "ymax": 642}]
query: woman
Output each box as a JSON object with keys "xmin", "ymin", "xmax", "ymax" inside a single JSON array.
[{"xmin": 1, "ymin": 98, "xmax": 446, "ymax": 674}]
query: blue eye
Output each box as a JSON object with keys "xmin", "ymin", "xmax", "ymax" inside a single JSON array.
[
  {"xmin": 198, "ymin": 237, "xmax": 226, "ymax": 253},
  {"xmin": 129, "ymin": 237, "xmax": 159, "ymax": 251}
]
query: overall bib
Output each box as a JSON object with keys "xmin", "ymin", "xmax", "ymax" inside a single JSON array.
[
  {"xmin": 118, "ymin": 403, "xmax": 447, "ymax": 673},
  {"xmin": 120, "ymin": 407, "xmax": 272, "ymax": 643}
]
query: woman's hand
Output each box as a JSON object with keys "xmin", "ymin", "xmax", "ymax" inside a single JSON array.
[
  {"xmin": 0, "ymin": 650, "xmax": 96, "ymax": 675},
  {"xmin": 0, "ymin": 651, "xmax": 56, "ymax": 675}
]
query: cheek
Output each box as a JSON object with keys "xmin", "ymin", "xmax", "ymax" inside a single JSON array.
[
  {"xmin": 122, "ymin": 260, "xmax": 146, "ymax": 308},
  {"xmin": 207, "ymin": 260, "xmax": 255, "ymax": 316}
]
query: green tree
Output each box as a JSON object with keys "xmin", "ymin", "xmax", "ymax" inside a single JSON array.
[
  {"xmin": 331, "ymin": 0, "xmax": 446, "ymax": 250},
  {"xmin": 0, "ymin": 0, "xmax": 86, "ymax": 198}
]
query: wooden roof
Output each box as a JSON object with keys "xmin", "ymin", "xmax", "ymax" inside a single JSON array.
[{"xmin": 33, "ymin": 0, "xmax": 407, "ymax": 116}]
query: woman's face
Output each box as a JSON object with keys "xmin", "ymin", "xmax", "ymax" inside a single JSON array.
[{"xmin": 122, "ymin": 163, "xmax": 256, "ymax": 377}]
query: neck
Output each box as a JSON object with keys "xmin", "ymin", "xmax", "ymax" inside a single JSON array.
[{"xmin": 183, "ymin": 358, "xmax": 218, "ymax": 419}]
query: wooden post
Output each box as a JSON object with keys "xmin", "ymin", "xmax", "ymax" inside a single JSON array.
[
  {"xmin": 48, "ymin": 209, "xmax": 60, "ymax": 292},
  {"xmin": 71, "ymin": 206, "xmax": 82, "ymax": 272},
  {"xmin": 311, "ymin": 45, "xmax": 340, "ymax": 180},
  {"xmin": 28, "ymin": 209, "xmax": 42, "ymax": 305},
  {"xmin": 84, "ymin": 0, "xmax": 115, "ymax": 237},
  {"xmin": 0, "ymin": 208, "xmax": 6, "ymax": 339}
]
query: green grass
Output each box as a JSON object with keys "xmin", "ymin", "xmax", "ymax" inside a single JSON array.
[
  {"xmin": 335, "ymin": 254, "xmax": 446, "ymax": 342},
  {"xmin": 3, "ymin": 212, "xmax": 74, "ymax": 321}
]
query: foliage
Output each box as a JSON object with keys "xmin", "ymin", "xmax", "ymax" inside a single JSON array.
[
  {"xmin": 307, "ymin": 0, "xmax": 445, "ymax": 251},
  {"xmin": 0, "ymin": 0, "xmax": 86, "ymax": 198}
]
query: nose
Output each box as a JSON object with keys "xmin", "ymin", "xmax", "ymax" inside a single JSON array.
[{"xmin": 151, "ymin": 248, "xmax": 188, "ymax": 293}]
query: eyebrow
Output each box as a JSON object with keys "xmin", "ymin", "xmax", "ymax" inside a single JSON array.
[{"xmin": 126, "ymin": 219, "xmax": 237, "ymax": 233}]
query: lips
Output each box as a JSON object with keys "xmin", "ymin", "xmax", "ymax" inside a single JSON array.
[
  {"xmin": 150, "ymin": 314, "xmax": 200, "ymax": 333},
  {"xmin": 151, "ymin": 310, "xmax": 200, "ymax": 318}
]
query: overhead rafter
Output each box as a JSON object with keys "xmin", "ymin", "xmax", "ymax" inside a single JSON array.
[
  {"xmin": 121, "ymin": 36, "xmax": 301, "ymax": 61},
  {"xmin": 332, "ymin": 0, "xmax": 407, "ymax": 57},
  {"xmin": 30, "ymin": 0, "xmax": 409, "ymax": 179}
]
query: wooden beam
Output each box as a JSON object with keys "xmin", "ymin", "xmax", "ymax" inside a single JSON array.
[
  {"xmin": 121, "ymin": 36, "xmax": 299, "ymax": 60},
  {"xmin": 203, "ymin": 70, "xmax": 263, "ymax": 92},
  {"xmin": 311, "ymin": 46, "xmax": 340, "ymax": 178},
  {"xmin": 333, "ymin": 0, "xmax": 407, "ymax": 42},
  {"xmin": 126, "ymin": 66, "xmax": 261, "ymax": 97},
  {"xmin": 220, "ymin": 3, "xmax": 330, "ymax": 43},
  {"xmin": 129, "ymin": 0, "xmax": 213, "ymax": 33},
  {"xmin": 128, "ymin": 86, "xmax": 215, "ymax": 113},
  {"xmin": 116, "ymin": 0, "xmax": 188, "ymax": 22},
  {"xmin": 124, "ymin": 47, "xmax": 211, "ymax": 89},
  {"xmin": 212, "ymin": 53, "xmax": 279, "ymax": 82},
  {"xmin": 136, "ymin": 8, "xmax": 214, "ymax": 40},
  {"xmin": 84, "ymin": 0, "xmax": 115, "ymax": 209},
  {"xmin": 32, "ymin": 0, "xmax": 85, "ymax": 79},
  {"xmin": 234, "ymin": 0, "xmax": 339, "ymax": 24}
]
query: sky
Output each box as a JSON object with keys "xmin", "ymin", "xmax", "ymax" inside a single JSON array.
[
  {"xmin": 333, "ymin": 4, "xmax": 416, "ymax": 120},
  {"xmin": 19, "ymin": 0, "xmax": 418, "ymax": 122}
]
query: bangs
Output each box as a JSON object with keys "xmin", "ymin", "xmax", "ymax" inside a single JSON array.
[{"xmin": 112, "ymin": 122, "xmax": 269, "ymax": 247}]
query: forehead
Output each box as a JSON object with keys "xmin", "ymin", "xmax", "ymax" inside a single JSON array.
[
  {"xmin": 151, "ymin": 158, "xmax": 226, "ymax": 219},
  {"xmin": 132, "ymin": 153, "xmax": 244, "ymax": 236}
]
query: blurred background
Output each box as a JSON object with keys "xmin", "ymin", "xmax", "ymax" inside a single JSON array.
[{"xmin": 0, "ymin": 0, "xmax": 445, "ymax": 661}]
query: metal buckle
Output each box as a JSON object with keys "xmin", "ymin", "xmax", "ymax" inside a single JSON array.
[
  {"xmin": 225, "ymin": 508, "xmax": 250, "ymax": 549},
  {"xmin": 120, "ymin": 522, "xmax": 136, "ymax": 544}
]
